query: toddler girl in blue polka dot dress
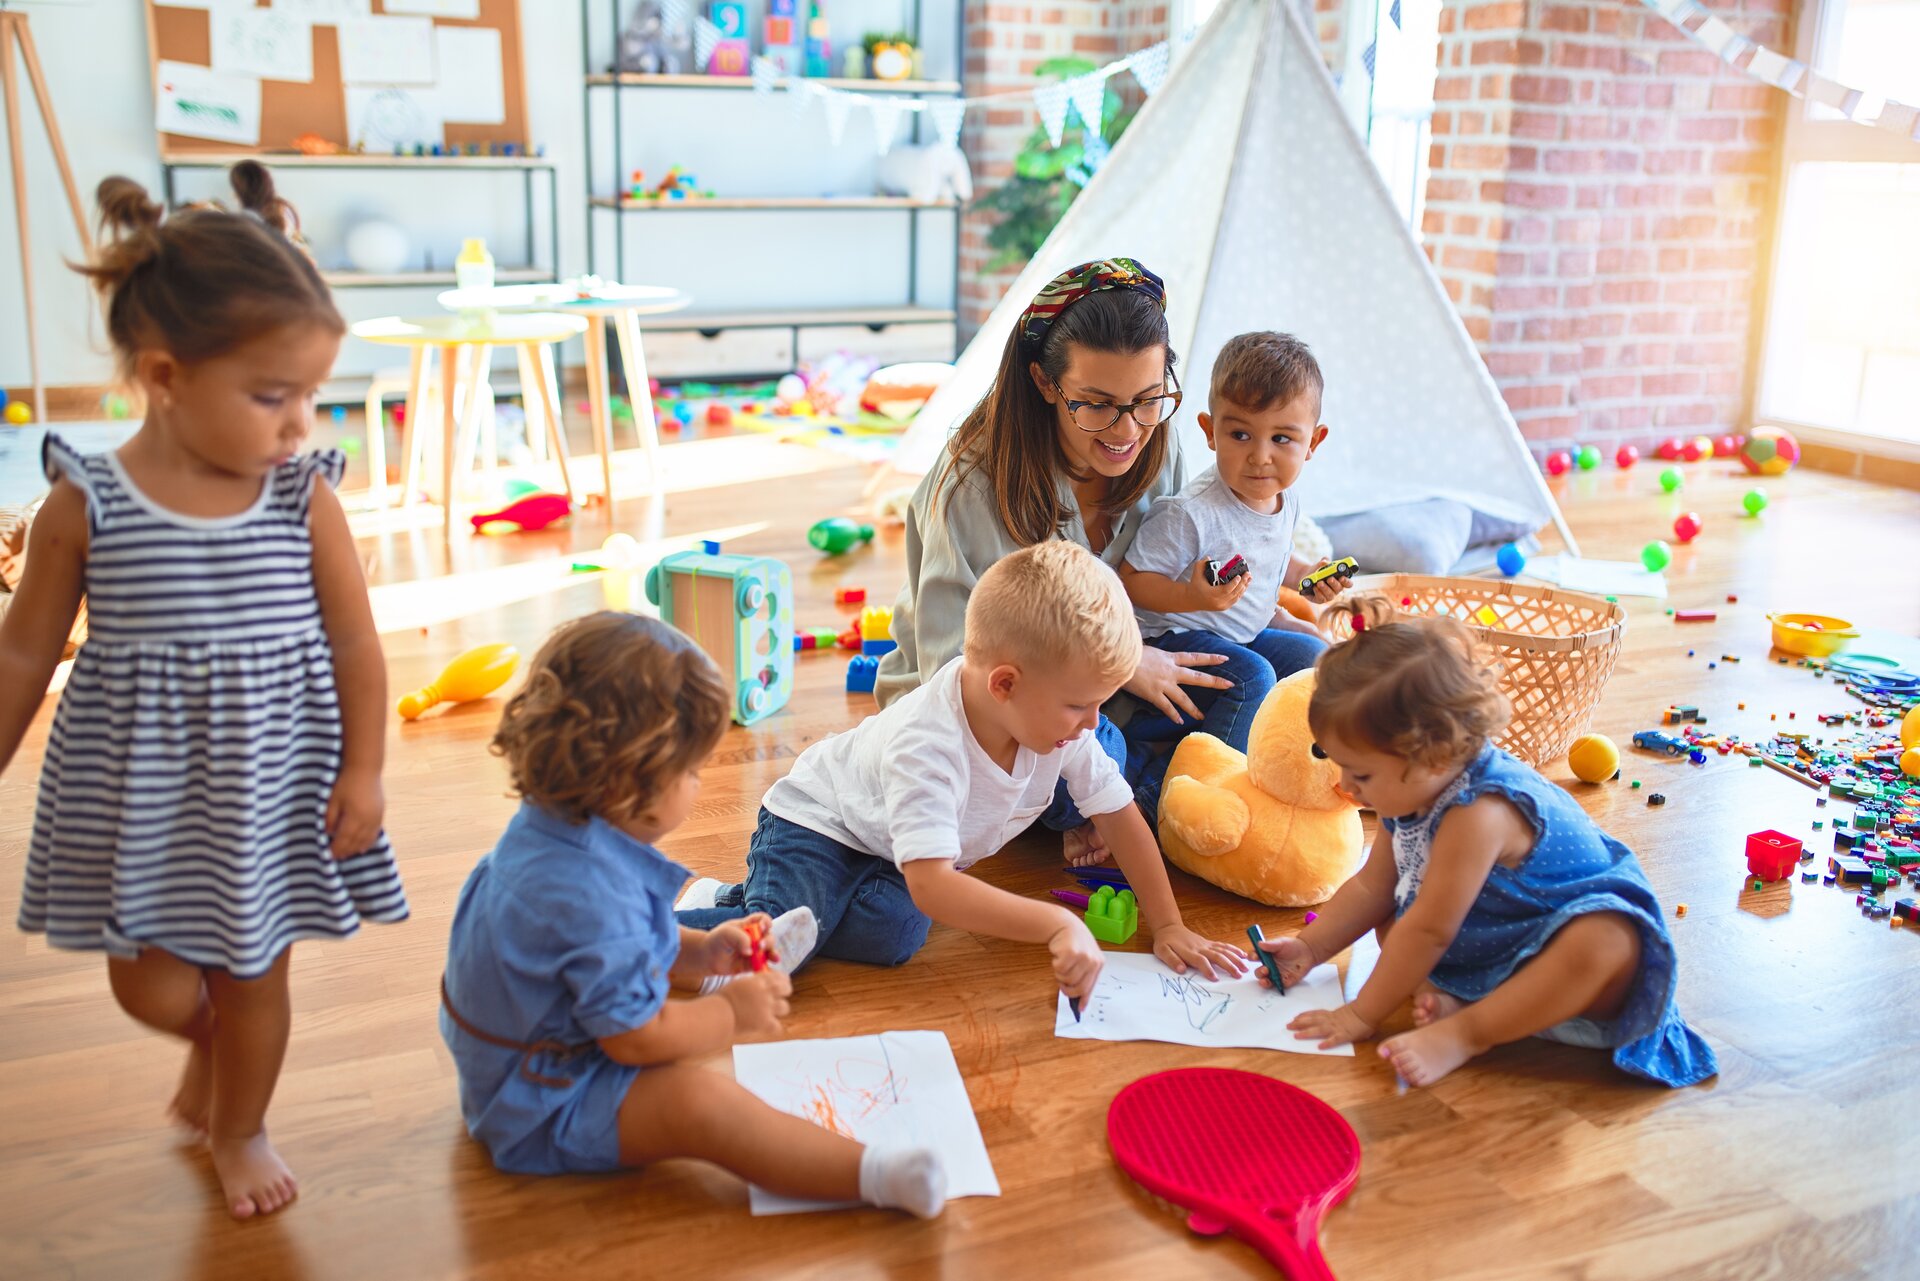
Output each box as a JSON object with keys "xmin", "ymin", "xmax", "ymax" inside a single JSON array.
[{"xmin": 1254, "ymin": 596, "xmax": 1716, "ymax": 1089}]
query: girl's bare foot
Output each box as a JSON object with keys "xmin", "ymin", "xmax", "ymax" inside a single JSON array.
[
  {"xmin": 168, "ymin": 1040, "xmax": 214, "ymax": 1140},
  {"xmin": 210, "ymin": 1133, "xmax": 298, "ymax": 1220},
  {"xmin": 1410, "ymin": 988, "xmax": 1467, "ymax": 1028},
  {"xmin": 1063, "ymin": 823, "xmax": 1110, "ymax": 868},
  {"xmin": 1380, "ymin": 1016, "xmax": 1484, "ymax": 1089}
]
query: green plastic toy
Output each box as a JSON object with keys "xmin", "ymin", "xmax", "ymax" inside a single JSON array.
[
  {"xmin": 807, "ymin": 517, "xmax": 875, "ymax": 556},
  {"xmin": 1083, "ymin": 885, "xmax": 1138, "ymax": 945}
]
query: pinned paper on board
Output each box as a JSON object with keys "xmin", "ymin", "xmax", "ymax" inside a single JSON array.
[
  {"xmin": 383, "ymin": 0, "xmax": 482, "ymax": 16},
  {"xmin": 434, "ymin": 26, "xmax": 506, "ymax": 124},
  {"xmin": 1053, "ymin": 952, "xmax": 1356, "ymax": 1056},
  {"xmin": 155, "ymin": 60, "xmax": 263, "ymax": 146},
  {"xmin": 345, "ymin": 86, "xmax": 444, "ymax": 151},
  {"xmin": 731, "ymin": 1031, "xmax": 1001, "ymax": 1215},
  {"xmin": 337, "ymin": 15, "xmax": 437, "ymax": 86},
  {"xmin": 210, "ymin": 10, "xmax": 314, "ymax": 84},
  {"xmin": 273, "ymin": 0, "xmax": 375, "ymax": 20}
]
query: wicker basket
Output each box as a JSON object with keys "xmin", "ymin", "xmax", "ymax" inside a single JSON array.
[{"xmin": 1324, "ymin": 573, "xmax": 1626, "ymax": 767}]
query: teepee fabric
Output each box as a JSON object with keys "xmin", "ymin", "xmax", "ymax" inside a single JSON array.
[{"xmin": 896, "ymin": 0, "xmax": 1569, "ymax": 546}]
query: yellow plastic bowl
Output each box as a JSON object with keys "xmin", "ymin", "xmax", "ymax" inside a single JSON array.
[{"xmin": 1768, "ymin": 612, "xmax": 1858, "ymax": 658}]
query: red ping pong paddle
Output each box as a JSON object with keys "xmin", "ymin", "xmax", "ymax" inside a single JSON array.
[{"xmin": 1107, "ymin": 1067, "xmax": 1360, "ymax": 1278}]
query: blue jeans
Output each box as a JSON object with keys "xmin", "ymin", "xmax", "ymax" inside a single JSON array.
[
  {"xmin": 676, "ymin": 808, "xmax": 931, "ymax": 970},
  {"xmin": 1122, "ymin": 628, "xmax": 1328, "ymax": 822}
]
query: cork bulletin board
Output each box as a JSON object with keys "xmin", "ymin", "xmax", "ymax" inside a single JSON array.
[{"xmin": 144, "ymin": 1, "xmax": 530, "ymax": 158}]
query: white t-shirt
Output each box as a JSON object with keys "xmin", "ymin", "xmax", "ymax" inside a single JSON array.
[
  {"xmin": 1125, "ymin": 467, "xmax": 1301, "ymax": 643},
  {"xmin": 763, "ymin": 657, "xmax": 1135, "ymax": 870}
]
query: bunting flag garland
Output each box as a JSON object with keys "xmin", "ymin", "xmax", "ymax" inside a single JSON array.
[
  {"xmin": 928, "ymin": 97, "xmax": 967, "ymax": 148},
  {"xmin": 1128, "ymin": 41, "xmax": 1171, "ymax": 96},
  {"xmin": 1034, "ymin": 79, "xmax": 1072, "ymax": 148},
  {"xmin": 821, "ymin": 88, "xmax": 854, "ymax": 144},
  {"xmin": 1389, "ymin": 0, "xmax": 1401, "ymax": 29},
  {"xmin": 1361, "ymin": 39, "xmax": 1376, "ymax": 79},
  {"xmin": 692, "ymin": 16, "xmax": 721, "ymax": 72},
  {"xmin": 866, "ymin": 95, "xmax": 906, "ymax": 155},
  {"xmin": 1067, "ymin": 73, "xmax": 1106, "ymax": 137},
  {"xmin": 750, "ymin": 55, "xmax": 781, "ymax": 95}
]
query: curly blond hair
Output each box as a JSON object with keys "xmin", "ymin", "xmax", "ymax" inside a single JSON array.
[
  {"xmin": 1308, "ymin": 595, "xmax": 1509, "ymax": 769},
  {"xmin": 964, "ymin": 539, "xmax": 1140, "ymax": 684},
  {"xmin": 491, "ymin": 612, "xmax": 729, "ymax": 824}
]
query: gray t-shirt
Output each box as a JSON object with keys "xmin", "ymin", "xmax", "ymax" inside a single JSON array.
[{"xmin": 1125, "ymin": 467, "xmax": 1300, "ymax": 643}]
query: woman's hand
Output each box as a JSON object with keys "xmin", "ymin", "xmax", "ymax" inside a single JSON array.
[
  {"xmin": 1289, "ymin": 1002, "xmax": 1376, "ymax": 1050},
  {"xmin": 1184, "ymin": 557, "xmax": 1250, "ymax": 613},
  {"xmin": 1124, "ymin": 643, "xmax": 1231, "ymax": 725},
  {"xmin": 1152, "ymin": 924, "xmax": 1249, "ymax": 980},
  {"xmin": 696, "ymin": 914, "xmax": 775, "ymax": 977},
  {"xmin": 325, "ymin": 766, "xmax": 385, "ymax": 858}
]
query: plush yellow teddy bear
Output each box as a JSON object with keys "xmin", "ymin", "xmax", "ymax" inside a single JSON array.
[{"xmin": 1156, "ymin": 668, "xmax": 1363, "ymax": 906}]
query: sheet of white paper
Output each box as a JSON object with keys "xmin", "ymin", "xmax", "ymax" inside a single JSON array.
[
  {"xmin": 338, "ymin": 15, "xmax": 436, "ymax": 86},
  {"xmin": 383, "ymin": 0, "xmax": 481, "ymax": 16},
  {"xmin": 1054, "ymin": 953, "xmax": 1355, "ymax": 1056},
  {"xmin": 210, "ymin": 10, "xmax": 314, "ymax": 83},
  {"xmin": 1342, "ymin": 931, "xmax": 1381, "ymax": 1004},
  {"xmin": 433, "ymin": 26, "xmax": 505, "ymax": 124},
  {"xmin": 1522, "ymin": 554, "xmax": 1668, "ymax": 599},
  {"xmin": 345, "ymin": 85, "xmax": 444, "ymax": 150},
  {"xmin": 732, "ymin": 1031, "xmax": 1000, "ymax": 1215},
  {"xmin": 273, "ymin": 0, "xmax": 373, "ymax": 21},
  {"xmin": 155, "ymin": 60, "xmax": 262, "ymax": 146}
]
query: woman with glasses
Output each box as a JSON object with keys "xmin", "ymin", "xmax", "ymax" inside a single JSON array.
[{"xmin": 874, "ymin": 258, "xmax": 1234, "ymax": 866}]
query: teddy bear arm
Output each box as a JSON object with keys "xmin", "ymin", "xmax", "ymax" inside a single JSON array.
[{"xmin": 1158, "ymin": 775, "xmax": 1252, "ymax": 857}]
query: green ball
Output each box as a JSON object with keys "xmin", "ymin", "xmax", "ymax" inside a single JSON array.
[
  {"xmin": 502, "ymin": 478, "xmax": 543, "ymax": 500},
  {"xmin": 1576, "ymin": 445, "xmax": 1601, "ymax": 471},
  {"xmin": 1659, "ymin": 467, "xmax": 1683, "ymax": 493},
  {"xmin": 1742, "ymin": 488, "xmax": 1769, "ymax": 515},
  {"xmin": 1641, "ymin": 540, "xmax": 1673, "ymax": 573}
]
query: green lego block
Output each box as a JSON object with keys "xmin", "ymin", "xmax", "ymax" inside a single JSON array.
[{"xmin": 1083, "ymin": 886, "xmax": 1138, "ymax": 945}]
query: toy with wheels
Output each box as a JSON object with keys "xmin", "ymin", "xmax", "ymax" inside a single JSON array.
[{"xmin": 645, "ymin": 549, "xmax": 794, "ymax": 725}]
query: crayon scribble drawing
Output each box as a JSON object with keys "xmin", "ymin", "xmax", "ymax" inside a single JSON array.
[
  {"xmin": 1158, "ymin": 972, "xmax": 1233, "ymax": 1034},
  {"xmin": 795, "ymin": 1046, "xmax": 905, "ymax": 1139},
  {"xmin": 1053, "ymin": 953, "xmax": 1356, "ymax": 1057}
]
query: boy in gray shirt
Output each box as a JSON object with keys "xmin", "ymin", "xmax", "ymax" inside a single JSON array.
[{"xmin": 1118, "ymin": 333, "xmax": 1347, "ymax": 819}]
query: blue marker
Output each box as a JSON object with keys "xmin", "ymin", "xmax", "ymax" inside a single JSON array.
[{"xmin": 1247, "ymin": 923, "xmax": 1286, "ymax": 995}]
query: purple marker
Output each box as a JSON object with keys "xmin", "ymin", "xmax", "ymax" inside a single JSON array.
[{"xmin": 1050, "ymin": 888, "xmax": 1091, "ymax": 908}]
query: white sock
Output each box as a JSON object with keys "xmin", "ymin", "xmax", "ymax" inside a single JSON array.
[
  {"xmin": 676, "ymin": 877, "xmax": 726, "ymax": 911},
  {"xmin": 698, "ymin": 906, "xmax": 819, "ymax": 994},
  {"xmin": 858, "ymin": 1146, "xmax": 947, "ymax": 1218}
]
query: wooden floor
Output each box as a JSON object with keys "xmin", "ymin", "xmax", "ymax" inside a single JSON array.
[{"xmin": 3, "ymin": 438, "xmax": 1917, "ymax": 1280}]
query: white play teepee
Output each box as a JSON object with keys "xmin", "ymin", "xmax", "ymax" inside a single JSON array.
[{"xmin": 896, "ymin": 0, "xmax": 1575, "ymax": 551}]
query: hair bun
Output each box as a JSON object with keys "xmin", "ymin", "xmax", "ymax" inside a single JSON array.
[
  {"xmin": 95, "ymin": 177, "xmax": 163, "ymax": 237},
  {"xmin": 228, "ymin": 159, "xmax": 297, "ymax": 236}
]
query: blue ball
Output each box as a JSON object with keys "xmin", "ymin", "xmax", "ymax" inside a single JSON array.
[
  {"xmin": 1496, "ymin": 542, "xmax": 1526, "ymax": 577},
  {"xmin": 331, "ymin": 404, "xmax": 347, "ymax": 422}
]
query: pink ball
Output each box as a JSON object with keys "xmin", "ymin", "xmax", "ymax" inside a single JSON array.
[
  {"xmin": 1681, "ymin": 440, "xmax": 1705, "ymax": 462},
  {"xmin": 1655, "ymin": 437, "xmax": 1685, "ymax": 460},
  {"xmin": 1545, "ymin": 450, "xmax": 1572, "ymax": 475},
  {"xmin": 1714, "ymin": 434, "xmax": 1741, "ymax": 458},
  {"xmin": 1673, "ymin": 512, "xmax": 1703, "ymax": 543},
  {"xmin": 1615, "ymin": 445, "xmax": 1639, "ymax": 469}
]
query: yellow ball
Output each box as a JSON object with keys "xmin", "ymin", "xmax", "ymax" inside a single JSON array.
[
  {"xmin": 1567, "ymin": 733, "xmax": 1620, "ymax": 784},
  {"xmin": 1902, "ymin": 747, "xmax": 1920, "ymax": 779},
  {"xmin": 1903, "ymin": 704, "xmax": 1920, "ymax": 751},
  {"xmin": 3, "ymin": 400, "xmax": 30, "ymax": 424}
]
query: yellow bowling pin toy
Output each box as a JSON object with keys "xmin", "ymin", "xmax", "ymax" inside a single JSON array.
[{"xmin": 397, "ymin": 643, "xmax": 520, "ymax": 720}]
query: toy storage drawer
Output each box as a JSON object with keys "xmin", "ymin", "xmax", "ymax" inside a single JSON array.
[
  {"xmin": 796, "ymin": 322, "xmax": 957, "ymax": 366},
  {"xmin": 643, "ymin": 327, "xmax": 797, "ymax": 378}
]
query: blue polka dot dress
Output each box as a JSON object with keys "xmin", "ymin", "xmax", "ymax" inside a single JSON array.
[
  {"xmin": 17, "ymin": 435, "xmax": 409, "ymax": 979},
  {"xmin": 1384, "ymin": 744, "xmax": 1717, "ymax": 1087}
]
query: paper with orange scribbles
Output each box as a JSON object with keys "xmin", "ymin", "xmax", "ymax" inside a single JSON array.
[{"xmin": 731, "ymin": 1031, "xmax": 1000, "ymax": 1215}]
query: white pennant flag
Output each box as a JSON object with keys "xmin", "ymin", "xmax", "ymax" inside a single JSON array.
[
  {"xmin": 822, "ymin": 90, "xmax": 854, "ymax": 145},
  {"xmin": 928, "ymin": 97, "xmax": 966, "ymax": 148},
  {"xmin": 750, "ymin": 56, "xmax": 781, "ymax": 94},
  {"xmin": 1128, "ymin": 42, "xmax": 1170, "ymax": 96},
  {"xmin": 1034, "ymin": 80, "xmax": 1071, "ymax": 148},
  {"xmin": 692, "ymin": 17, "xmax": 721, "ymax": 72},
  {"xmin": 867, "ymin": 96, "xmax": 906, "ymax": 155},
  {"xmin": 787, "ymin": 79, "xmax": 814, "ymax": 119},
  {"xmin": 1067, "ymin": 73, "xmax": 1105, "ymax": 136}
]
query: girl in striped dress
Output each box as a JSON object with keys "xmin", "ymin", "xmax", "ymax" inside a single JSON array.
[{"xmin": 0, "ymin": 163, "xmax": 406, "ymax": 1219}]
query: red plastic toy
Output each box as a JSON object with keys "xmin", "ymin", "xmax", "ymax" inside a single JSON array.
[
  {"xmin": 1545, "ymin": 450, "xmax": 1572, "ymax": 476},
  {"xmin": 1615, "ymin": 445, "xmax": 1639, "ymax": 469},
  {"xmin": 1746, "ymin": 830, "xmax": 1803, "ymax": 882},
  {"xmin": 835, "ymin": 586, "xmax": 867, "ymax": 605},
  {"xmin": 1673, "ymin": 512, "xmax": 1702, "ymax": 543},
  {"xmin": 470, "ymin": 491, "xmax": 572, "ymax": 532},
  {"xmin": 1108, "ymin": 1068, "xmax": 1359, "ymax": 1278}
]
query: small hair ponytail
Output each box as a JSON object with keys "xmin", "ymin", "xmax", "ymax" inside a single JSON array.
[{"xmin": 227, "ymin": 159, "xmax": 298, "ymax": 238}]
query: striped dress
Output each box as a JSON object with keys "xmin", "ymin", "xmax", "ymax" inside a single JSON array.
[{"xmin": 17, "ymin": 435, "xmax": 408, "ymax": 979}]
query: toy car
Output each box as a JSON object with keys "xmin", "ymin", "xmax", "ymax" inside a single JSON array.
[
  {"xmin": 1204, "ymin": 554, "xmax": 1250, "ymax": 586},
  {"xmin": 1298, "ymin": 556, "xmax": 1358, "ymax": 595},
  {"xmin": 1632, "ymin": 730, "xmax": 1688, "ymax": 756}
]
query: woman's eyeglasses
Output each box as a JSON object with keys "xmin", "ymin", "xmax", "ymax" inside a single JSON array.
[{"xmin": 1048, "ymin": 371, "xmax": 1183, "ymax": 433}]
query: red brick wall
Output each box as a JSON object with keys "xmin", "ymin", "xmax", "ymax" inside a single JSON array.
[{"xmin": 1420, "ymin": 0, "xmax": 1790, "ymax": 453}]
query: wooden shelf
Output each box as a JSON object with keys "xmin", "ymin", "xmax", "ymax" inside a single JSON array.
[
  {"xmin": 636, "ymin": 305, "xmax": 957, "ymax": 331},
  {"xmin": 161, "ymin": 150, "xmax": 553, "ymax": 171},
  {"xmin": 322, "ymin": 267, "xmax": 554, "ymax": 289},
  {"xmin": 586, "ymin": 73, "xmax": 961, "ymax": 95},
  {"xmin": 590, "ymin": 195, "xmax": 958, "ymax": 212}
]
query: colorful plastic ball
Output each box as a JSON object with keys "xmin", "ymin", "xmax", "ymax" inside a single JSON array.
[
  {"xmin": 1714, "ymin": 434, "xmax": 1742, "ymax": 458},
  {"xmin": 705, "ymin": 403, "xmax": 733, "ymax": 426},
  {"xmin": 1681, "ymin": 438, "xmax": 1706, "ymax": 462},
  {"xmin": 672, "ymin": 403, "xmax": 695, "ymax": 425},
  {"xmin": 1901, "ymin": 704, "xmax": 1919, "ymax": 751},
  {"xmin": 101, "ymin": 393, "xmax": 132, "ymax": 420},
  {"xmin": 1545, "ymin": 450, "xmax": 1572, "ymax": 476},
  {"xmin": 1742, "ymin": 488, "xmax": 1769, "ymax": 516},
  {"xmin": 3, "ymin": 400, "xmax": 31, "ymax": 425},
  {"xmin": 1741, "ymin": 425, "xmax": 1800, "ymax": 476},
  {"xmin": 1672, "ymin": 512, "xmax": 1702, "ymax": 543},
  {"xmin": 1641, "ymin": 540, "xmax": 1673, "ymax": 572},
  {"xmin": 1567, "ymin": 733, "xmax": 1620, "ymax": 784},
  {"xmin": 1902, "ymin": 746, "xmax": 1920, "ymax": 779},
  {"xmin": 1615, "ymin": 445, "xmax": 1639, "ymax": 469},
  {"xmin": 1659, "ymin": 467, "xmax": 1683, "ymax": 493},
  {"xmin": 1575, "ymin": 445, "xmax": 1601, "ymax": 471},
  {"xmin": 1655, "ymin": 437, "xmax": 1684, "ymax": 460},
  {"xmin": 1496, "ymin": 542, "xmax": 1527, "ymax": 576}
]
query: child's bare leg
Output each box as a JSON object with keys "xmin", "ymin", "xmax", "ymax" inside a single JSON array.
[
  {"xmin": 107, "ymin": 949, "xmax": 217, "ymax": 1136},
  {"xmin": 1382, "ymin": 912, "xmax": 1640, "ymax": 1088},
  {"xmin": 616, "ymin": 1065, "xmax": 943, "ymax": 1216},
  {"xmin": 203, "ymin": 950, "xmax": 298, "ymax": 1220}
]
